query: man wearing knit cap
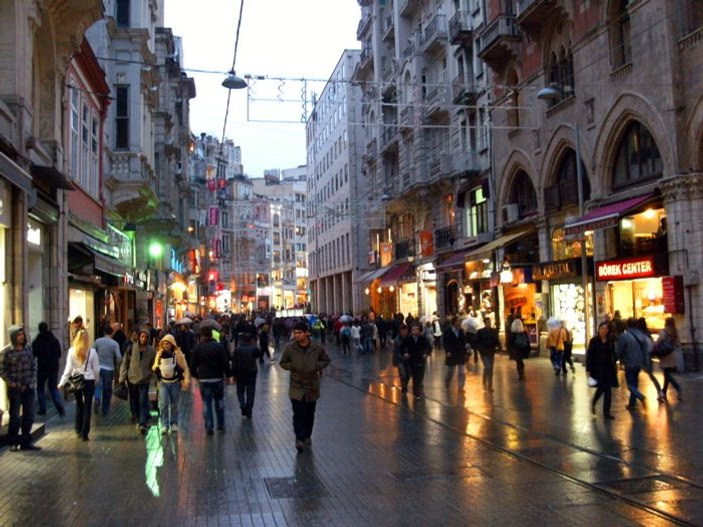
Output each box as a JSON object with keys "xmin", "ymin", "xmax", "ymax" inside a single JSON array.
[
  {"xmin": 119, "ymin": 327, "xmax": 156, "ymax": 435},
  {"xmin": 0, "ymin": 325, "xmax": 40, "ymax": 451}
]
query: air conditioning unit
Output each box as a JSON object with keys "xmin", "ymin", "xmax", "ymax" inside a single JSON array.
[{"xmin": 502, "ymin": 203, "xmax": 519, "ymax": 223}]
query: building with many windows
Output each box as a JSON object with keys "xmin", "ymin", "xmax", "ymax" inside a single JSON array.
[{"xmin": 306, "ymin": 50, "xmax": 366, "ymax": 315}]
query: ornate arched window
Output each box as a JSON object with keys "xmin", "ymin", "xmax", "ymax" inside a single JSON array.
[
  {"xmin": 509, "ymin": 170, "xmax": 538, "ymax": 218},
  {"xmin": 545, "ymin": 149, "xmax": 590, "ymax": 211},
  {"xmin": 613, "ymin": 121, "xmax": 662, "ymax": 189}
]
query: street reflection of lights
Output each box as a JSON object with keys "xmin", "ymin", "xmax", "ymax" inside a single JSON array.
[{"xmin": 144, "ymin": 426, "xmax": 164, "ymax": 497}]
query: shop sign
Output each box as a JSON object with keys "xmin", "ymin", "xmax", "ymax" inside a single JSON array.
[
  {"xmin": 368, "ymin": 250, "xmax": 376, "ymax": 265},
  {"xmin": 208, "ymin": 206, "xmax": 219, "ymax": 226},
  {"xmin": 380, "ymin": 242, "xmax": 393, "ymax": 266},
  {"xmin": 596, "ymin": 255, "xmax": 656, "ymax": 281},
  {"xmin": 419, "ymin": 230, "xmax": 434, "ymax": 257},
  {"xmin": 532, "ymin": 259, "xmax": 578, "ymax": 281},
  {"xmin": 662, "ymin": 275, "xmax": 685, "ymax": 314}
]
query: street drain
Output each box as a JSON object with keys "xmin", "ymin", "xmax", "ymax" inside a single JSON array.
[
  {"xmin": 599, "ymin": 475, "xmax": 679, "ymax": 495},
  {"xmin": 264, "ymin": 477, "xmax": 331, "ymax": 500}
]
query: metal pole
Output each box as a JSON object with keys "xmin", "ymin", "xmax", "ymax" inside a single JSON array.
[{"xmin": 574, "ymin": 123, "xmax": 590, "ymax": 347}]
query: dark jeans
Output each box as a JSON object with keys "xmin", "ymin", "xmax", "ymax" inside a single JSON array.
[
  {"xmin": 625, "ymin": 367, "xmax": 645, "ymax": 407},
  {"xmin": 515, "ymin": 356, "xmax": 525, "ymax": 379},
  {"xmin": 409, "ymin": 361, "xmax": 426, "ymax": 397},
  {"xmin": 592, "ymin": 385, "xmax": 612, "ymax": 415},
  {"xmin": 36, "ymin": 370, "xmax": 64, "ymax": 415},
  {"xmin": 550, "ymin": 347, "xmax": 563, "ymax": 372},
  {"xmin": 75, "ymin": 380, "xmax": 96, "ymax": 439},
  {"xmin": 397, "ymin": 361, "xmax": 410, "ymax": 392},
  {"xmin": 561, "ymin": 344, "xmax": 574, "ymax": 373},
  {"xmin": 662, "ymin": 367, "xmax": 682, "ymax": 395},
  {"xmin": 128, "ymin": 382, "xmax": 151, "ymax": 426},
  {"xmin": 236, "ymin": 373, "xmax": 257, "ymax": 415},
  {"xmin": 199, "ymin": 380, "xmax": 225, "ymax": 431},
  {"xmin": 480, "ymin": 353, "xmax": 495, "ymax": 390},
  {"xmin": 291, "ymin": 398, "xmax": 317, "ymax": 441},
  {"xmin": 99, "ymin": 369, "xmax": 115, "ymax": 416},
  {"xmin": 7, "ymin": 385, "xmax": 35, "ymax": 447}
]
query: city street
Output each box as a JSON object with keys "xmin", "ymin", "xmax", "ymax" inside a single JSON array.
[{"xmin": 1, "ymin": 344, "xmax": 702, "ymax": 526}]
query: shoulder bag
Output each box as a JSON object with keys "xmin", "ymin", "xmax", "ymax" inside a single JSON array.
[{"xmin": 67, "ymin": 350, "xmax": 90, "ymax": 393}]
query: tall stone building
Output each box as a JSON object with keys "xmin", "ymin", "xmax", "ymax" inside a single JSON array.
[
  {"xmin": 477, "ymin": 0, "xmax": 703, "ymax": 363},
  {"xmin": 306, "ymin": 50, "xmax": 366, "ymax": 315}
]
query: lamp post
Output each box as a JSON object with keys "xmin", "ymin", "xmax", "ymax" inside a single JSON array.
[{"xmin": 537, "ymin": 85, "xmax": 591, "ymax": 347}]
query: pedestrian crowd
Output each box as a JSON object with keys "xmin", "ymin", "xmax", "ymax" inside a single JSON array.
[{"xmin": 0, "ymin": 307, "xmax": 684, "ymax": 453}]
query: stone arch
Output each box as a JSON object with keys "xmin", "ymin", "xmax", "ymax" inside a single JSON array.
[
  {"xmin": 682, "ymin": 93, "xmax": 703, "ymax": 171},
  {"xmin": 592, "ymin": 92, "xmax": 675, "ymax": 195},
  {"xmin": 539, "ymin": 124, "xmax": 593, "ymax": 190},
  {"xmin": 497, "ymin": 149, "xmax": 539, "ymax": 209}
]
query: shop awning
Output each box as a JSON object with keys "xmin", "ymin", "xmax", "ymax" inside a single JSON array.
[
  {"xmin": 30, "ymin": 163, "xmax": 75, "ymax": 190},
  {"xmin": 462, "ymin": 228, "xmax": 535, "ymax": 261},
  {"xmin": 380, "ymin": 262, "xmax": 414, "ymax": 286},
  {"xmin": 68, "ymin": 241, "xmax": 127, "ymax": 278},
  {"xmin": 357, "ymin": 266, "xmax": 390, "ymax": 283},
  {"xmin": 564, "ymin": 194, "xmax": 656, "ymax": 237},
  {"xmin": 435, "ymin": 250, "xmax": 472, "ymax": 271}
]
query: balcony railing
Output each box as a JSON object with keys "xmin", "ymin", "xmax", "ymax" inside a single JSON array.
[
  {"xmin": 477, "ymin": 15, "xmax": 521, "ymax": 65},
  {"xmin": 399, "ymin": 0, "xmax": 422, "ymax": 18},
  {"xmin": 403, "ymin": 41, "xmax": 415, "ymax": 59},
  {"xmin": 382, "ymin": 14, "xmax": 394, "ymax": 42},
  {"xmin": 449, "ymin": 10, "xmax": 473, "ymax": 45},
  {"xmin": 395, "ymin": 239, "xmax": 416, "ymax": 260},
  {"xmin": 399, "ymin": 105, "xmax": 414, "ymax": 129},
  {"xmin": 451, "ymin": 74, "xmax": 481, "ymax": 104},
  {"xmin": 381, "ymin": 125, "xmax": 398, "ymax": 150},
  {"xmin": 356, "ymin": 9, "xmax": 372, "ymax": 39},
  {"xmin": 419, "ymin": 14, "xmax": 447, "ymax": 53},
  {"xmin": 359, "ymin": 45, "xmax": 373, "ymax": 70},
  {"xmin": 434, "ymin": 226, "xmax": 455, "ymax": 250}
]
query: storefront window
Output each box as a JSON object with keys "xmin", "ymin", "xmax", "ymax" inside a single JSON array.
[
  {"xmin": 619, "ymin": 208, "xmax": 666, "ymax": 257},
  {"xmin": 607, "ymin": 278, "xmax": 666, "ymax": 330},
  {"xmin": 551, "ymin": 227, "xmax": 593, "ymax": 259}
]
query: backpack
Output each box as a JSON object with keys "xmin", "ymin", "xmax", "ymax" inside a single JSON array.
[{"xmin": 341, "ymin": 326, "xmax": 351, "ymax": 339}]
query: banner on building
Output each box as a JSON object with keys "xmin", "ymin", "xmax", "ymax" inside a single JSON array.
[
  {"xmin": 419, "ymin": 230, "xmax": 433, "ymax": 257},
  {"xmin": 208, "ymin": 206, "xmax": 219, "ymax": 226}
]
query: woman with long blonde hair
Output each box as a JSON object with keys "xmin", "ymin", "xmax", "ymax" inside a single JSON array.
[{"xmin": 59, "ymin": 329, "xmax": 100, "ymax": 441}]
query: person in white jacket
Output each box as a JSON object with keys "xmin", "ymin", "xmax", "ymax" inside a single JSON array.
[{"xmin": 59, "ymin": 329, "xmax": 100, "ymax": 441}]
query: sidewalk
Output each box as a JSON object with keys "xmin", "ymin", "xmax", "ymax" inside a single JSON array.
[{"xmin": 0, "ymin": 344, "xmax": 701, "ymax": 526}]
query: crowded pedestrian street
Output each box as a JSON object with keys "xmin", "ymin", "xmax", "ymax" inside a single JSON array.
[{"xmin": 1, "ymin": 343, "xmax": 702, "ymax": 527}]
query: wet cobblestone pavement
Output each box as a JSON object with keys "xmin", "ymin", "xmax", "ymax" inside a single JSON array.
[{"xmin": 2, "ymin": 344, "xmax": 702, "ymax": 526}]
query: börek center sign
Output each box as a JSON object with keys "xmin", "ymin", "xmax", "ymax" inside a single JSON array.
[{"xmin": 595, "ymin": 255, "xmax": 656, "ymax": 281}]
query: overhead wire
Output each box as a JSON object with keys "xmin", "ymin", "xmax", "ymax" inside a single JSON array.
[{"xmin": 220, "ymin": 0, "xmax": 246, "ymax": 153}]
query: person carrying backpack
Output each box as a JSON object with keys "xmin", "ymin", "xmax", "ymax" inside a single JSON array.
[{"xmin": 508, "ymin": 318, "xmax": 530, "ymax": 381}]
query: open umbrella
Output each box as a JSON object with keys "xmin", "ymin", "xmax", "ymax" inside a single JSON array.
[
  {"xmin": 176, "ymin": 317, "xmax": 193, "ymax": 325},
  {"xmin": 339, "ymin": 314, "xmax": 353, "ymax": 323},
  {"xmin": 199, "ymin": 318, "xmax": 222, "ymax": 332}
]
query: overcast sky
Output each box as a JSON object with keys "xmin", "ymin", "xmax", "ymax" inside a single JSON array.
[{"xmin": 164, "ymin": 1, "xmax": 361, "ymax": 178}]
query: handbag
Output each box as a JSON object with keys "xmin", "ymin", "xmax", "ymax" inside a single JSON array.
[
  {"xmin": 67, "ymin": 350, "xmax": 90, "ymax": 393},
  {"xmin": 113, "ymin": 382, "xmax": 128, "ymax": 400}
]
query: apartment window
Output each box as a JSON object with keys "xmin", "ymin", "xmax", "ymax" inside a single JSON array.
[
  {"xmin": 222, "ymin": 210, "xmax": 229, "ymax": 228},
  {"xmin": 222, "ymin": 234, "xmax": 231, "ymax": 254},
  {"xmin": 70, "ymin": 88, "xmax": 79, "ymax": 179},
  {"xmin": 116, "ymin": 0, "xmax": 130, "ymax": 27},
  {"xmin": 465, "ymin": 185, "xmax": 488, "ymax": 236},
  {"xmin": 91, "ymin": 117, "xmax": 99, "ymax": 197},
  {"xmin": 273, "ymin": 213, "xmax": 280, "ymax": 227},
  {"xmin": 115, "ymin": 85, "xmax": 129, "ymax": 149},
  {"xmin": 681, "ymin": 0, "xmax": 703, "ymax": 36},
  {"xmin": 510, "ymin": 171, "xmax": 538, "ymax": 218},
  {"xmin": 610, "ymin": 0, "xmax": 631, "ymax": 68}
]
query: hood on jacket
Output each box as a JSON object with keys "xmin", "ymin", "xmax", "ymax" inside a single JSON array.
[
  {"xmin": 8, "ymin": 325, "xmax": 25, "ymax": 346},
  {"xmin": 158, "ymin": 333, "xmax": 178, "ymax": 350}
]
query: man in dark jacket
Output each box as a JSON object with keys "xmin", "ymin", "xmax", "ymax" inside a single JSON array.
[
  {"xmin": 190, "ymin": 326, "xmax": 232, "ymax": 435},
  {"xmin": 119, "ymin": 327, "xmax": 156, "ymax": 435},
  {"xmin": 475, "ymin": 317, "xmax": 500, "ymax": 392},
  {"xmin": 442, "ymin": 316, "xmax": 468, "ymax": 391},
  {"xmin": 233, "ymin": 332, "xmax": 261, "ymax": 418},
  {"xmin": 279, "ymin": 320, "xmax": 331, "ymax": 452},
  {"xmin": 175, "ymin": 323, "xmax": 195, "ymax": 368},
  {"xmin": 32, "ymin": 322, "xmax": 65, "ymax": 417},
  {"xmin": 401, "ymin": 323, "xmax": 432, "ymax": 400},
  {"xmin": 0, "ymin": 325, "xmax": 41, "ymax": 451}
]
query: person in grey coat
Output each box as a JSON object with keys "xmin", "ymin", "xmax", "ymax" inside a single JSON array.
[
  {"xmin": 615, "ymin": 317, "xmax": 648, "ymax": 410},
  {"xmin": 119, "ymin": 327, "xmax": 156, "ymax": 435}
]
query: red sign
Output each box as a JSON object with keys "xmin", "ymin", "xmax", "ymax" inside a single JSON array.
[
  {"xmin": 419, "ymin": 230, "xmax": 433, "ymax": 257},
  {"xmin": 662, "ymin": 275, "xmax": 685, "ymax": 314},
  {"xmin": 596, "ymin": 255, "xmax": 656, "ymax": 281},
  {"xmin": 206, "ymin": 179, "xmax": 216, "ymax": 192},
  {"xmin": 208, "ymin": 206, "xmax": 219, "ymax": 226}
]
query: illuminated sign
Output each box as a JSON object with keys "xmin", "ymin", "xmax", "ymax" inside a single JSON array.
[
  {"xmin": 596, "ymin": 256, "xmax": 656, "ymax": 281},
  {"xmin": 532, "ymin": 259, "xmax": 578, "ymax": 281}
]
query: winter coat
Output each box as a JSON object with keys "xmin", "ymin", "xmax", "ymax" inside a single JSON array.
[
  {"xmin": 0, "ymin": 325, "xmax": 36, "ymax": 389},
  {"xmin": 190, "ymin": 338, "xmax": 230, "ymax": 380},
  {"xmin": 119, "ymin": 344, "xmax": 156, "ymax": 385},
  {"xmin": 232, "ymin": 343, "xmax": 261, "ymax": 375},
  {"xmin": 32, "ymin": 330, "xmax": 62, "ymax": 374},
  {"xmin": 585, "ymin": 337, "xmax": 619, "ymax": 388},
  {"xmin": 475, "ymin": 327, "xmax": 500, "ymax": 356},
  {"xmin": 402, "ymin": 334, "xmax": 432, "ymax": 365},
  {"xmin": 615, "ymin": 331, "xmax": 647, "ymax": 369},
  {"xmin": 508, "ymin": 330, "xmax": 530, "ymax": 361},
  {"xmin": 656, "ymin": 328, "xmax": 680, "ymax": 369},
  {"xmin": 279, "ymin": 338, "xmax": 331, "ymax": 401},
  {"xmin": 443, "ymin": 326, "xmax": 467, "ymax": 366}
]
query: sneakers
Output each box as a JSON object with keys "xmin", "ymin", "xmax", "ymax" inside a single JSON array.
[
  {"xmin": 20, "ymin": 444, "xmax": 41, "ymax": 451},
  {"xmin": 295, "ymin": 440, "xmax": 305, "ymax": 453},
  {"xmin": 170, "ymin": 424, "xmax": 178, "ymax": 433},
  {"xmin": 9, "ymin": 444, "xmax": 20, "ymax": 452}
]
